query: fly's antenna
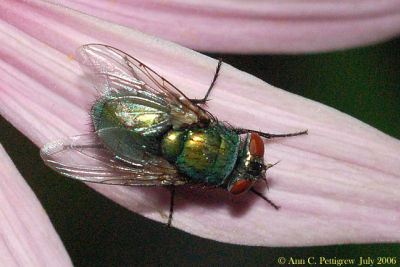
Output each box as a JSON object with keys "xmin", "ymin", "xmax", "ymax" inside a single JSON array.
[
  {"xmin": 250, "ymin": 188, "xmax": 280, "ymax": 210},
  {"xmin": 261, "ymin": 160, "xmax": 281, "ymax": 189},
  {"xmin": 256, "ymin": 160, "xmax": 281, "ymax": 209},
  {"xmin": 265, "ymin": 160, "xmax": 281, "ymax": 170}
]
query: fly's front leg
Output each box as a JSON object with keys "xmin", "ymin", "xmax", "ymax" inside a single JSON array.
[
  {"xmin": 190, "ymin": 59, "xmax": 223, "ymax": 105},
  {"xmin": 250, "ymin": 188, "xmax": 280, "ymax": 210},
  {"xmin": 234, "ymin": 129, "xmax": 308, "ymax": 139}
]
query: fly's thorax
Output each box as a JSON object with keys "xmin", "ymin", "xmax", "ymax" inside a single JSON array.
[
  {"xmin": 227, "ymin": 133, "xmax": 266, "ymax": 195},
  {"xmin": 160, "ymin": 124, "xmax": 240, "ymax": 185}
]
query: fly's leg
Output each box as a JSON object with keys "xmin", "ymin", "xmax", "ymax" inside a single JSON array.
[
  {"xmin": 167, "ymin": 185, "xmax": 176, "ymax": 228},
  {"xmin": 234, "ymin": 129, "xmax": 308, "ymax": 139},
  {"xmin": 190, "ymin": 59, "xmax": 223, "ymax": 105},
  {"xmin": 250, "ymin": 188, "xmax": 280, "ymax": 210}
]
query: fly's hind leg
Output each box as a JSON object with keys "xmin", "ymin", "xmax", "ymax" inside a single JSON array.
[
  {"xmin": 234, "ymin": 129, "xmax": 308, "ymax": 139},
  {"xmin": 190, "ymin": 59, "xmax": 223, "ymax": 105},
  {"xmin": 167, "ymin": 185, "xmax": 176, "ymax": 228}
]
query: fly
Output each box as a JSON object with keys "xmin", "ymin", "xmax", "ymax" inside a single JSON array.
[{"xmin": 40, "ymin": 44, "xmax": 307, "ymax": 227}]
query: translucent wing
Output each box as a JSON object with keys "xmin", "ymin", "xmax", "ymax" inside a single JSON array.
[
  {"xmin": 40, "ymin": 133, "xmax": 186, "ymax": 186},
  {"xmin": 76, "ymin": 44, "xmax": 210, "ymax": 128}
]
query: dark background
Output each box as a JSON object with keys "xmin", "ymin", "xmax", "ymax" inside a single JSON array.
[{"xmin": 1, "ymin": 37, "xmax": 399, "ymax": 266}]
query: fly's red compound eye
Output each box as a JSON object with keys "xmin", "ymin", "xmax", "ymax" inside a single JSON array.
[
  {"xmin": 229, "ymin": 179, "xmax": 254, "ymax": 195},
  {"xmin": 249, "ymin": 133, "xmax": 264, "ymax": 157}
]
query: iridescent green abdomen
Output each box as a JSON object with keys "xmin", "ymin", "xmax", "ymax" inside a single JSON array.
[
  {"xmin": 161, "ymin": 124, "xmax": 240, "ymax": 185},
  {"xmin": 91, "ymin": 92, "xmax": 171, "ymax": 162}
]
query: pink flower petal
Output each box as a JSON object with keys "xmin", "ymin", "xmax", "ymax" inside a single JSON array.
[
  {"xmin": 0, "ymin": 145, "xmax": 72, "ymax": 266},
  {"xmin": 44, "ymin": 0, "xmax": 400, "ymax": 53},
  {"xmin": 0, "ymin": 0, "xmax": 399, "ymax": 246}
]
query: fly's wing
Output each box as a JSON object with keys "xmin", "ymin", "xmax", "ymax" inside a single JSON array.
[
  {"xmin": 40, "ymin": 133, "xmax": 186, "ymax": 186},
  {"xmin": 76, "ymin": 44, "xmax": 210, "ymax": 128}
]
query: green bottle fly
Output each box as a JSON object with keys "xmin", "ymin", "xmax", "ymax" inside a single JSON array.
[{"xmin": 40, "ymin": 44, "xmax": 307, "ymax": 227}]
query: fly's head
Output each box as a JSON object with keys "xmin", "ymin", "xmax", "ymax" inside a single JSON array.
[{"xmin": 227, "ymin": 133, "xmax": 270, "ymax": 195}]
